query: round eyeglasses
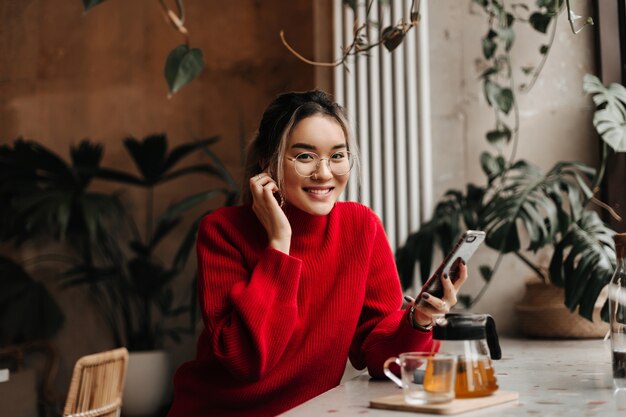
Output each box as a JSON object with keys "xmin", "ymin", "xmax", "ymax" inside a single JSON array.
[{"xmin": 285, "ymin": 151, "xmax": 355, "ymax": 177}]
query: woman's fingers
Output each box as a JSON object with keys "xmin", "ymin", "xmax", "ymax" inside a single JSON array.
[
  {"xmin": 453, "ymin": 259, "xmax": 468, "ymax": 290},
  {"xmin": 250, "ymin": 174, "xmax": 280, "ymax": 205},
  {"xmin": 440, "ymin": 272, "xmax": 458, "ymax": 308},
  {"xmin": 420, "ymin": 292, "xmax": 451, "ymax": 313}
]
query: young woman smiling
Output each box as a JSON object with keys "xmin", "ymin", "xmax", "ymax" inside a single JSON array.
[{"xmin": 167, "ymin": 90, "xmax": 467, "ymax": 417}]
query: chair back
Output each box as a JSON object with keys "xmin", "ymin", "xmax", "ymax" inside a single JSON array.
[{"xmin": 63, "ymin": 347, "xmax": 129, "ymax": 417}]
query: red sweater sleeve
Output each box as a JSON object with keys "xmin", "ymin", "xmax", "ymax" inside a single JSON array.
[
  {"xmin": 196, "ymin": 213, "xmax": 303, "ymax": 382},
  {"xmin": 348, "ymin": 212, "xmax": 434, "ymax": 378}
]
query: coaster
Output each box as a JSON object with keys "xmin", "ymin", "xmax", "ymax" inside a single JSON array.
[{"xmin": 370, "ymin": 390, "xmax": 519, "ymax": 415}]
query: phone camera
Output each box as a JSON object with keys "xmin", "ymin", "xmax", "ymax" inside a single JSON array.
[{"xmin": 466, "ymin": 235, "xmax": 476, "ymax": 243}]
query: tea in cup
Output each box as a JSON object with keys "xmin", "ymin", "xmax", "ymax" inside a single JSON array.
[{"xmin": 383, "ymin": 352, "xmax": 456, "ymax": 405}]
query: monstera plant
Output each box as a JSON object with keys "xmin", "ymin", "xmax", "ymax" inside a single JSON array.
[
  {"xmin": 396, "ymin": 74, "xmax": 626, "ymax": 323},
  {"xmin": 0, "ymin": 134, "xmax": 237, "ymax": 350}
]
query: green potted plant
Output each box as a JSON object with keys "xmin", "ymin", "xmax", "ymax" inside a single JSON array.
[
  {"xmin": 0, "ymin": 133, "xmax": 238, "ymax": 414},
  {"xmin": 396, "ymin": 75, "xmax": 625, "ymax": 337}
]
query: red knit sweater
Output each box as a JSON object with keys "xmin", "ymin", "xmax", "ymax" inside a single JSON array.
[{"xmin": 168, "ymin": 202, "xmax": 434, "ymax": 417}]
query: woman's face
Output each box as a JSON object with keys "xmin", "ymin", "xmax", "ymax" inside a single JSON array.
[{"xmin": 281, "ymin": 115, "xmax": 350, "ymax": 216}]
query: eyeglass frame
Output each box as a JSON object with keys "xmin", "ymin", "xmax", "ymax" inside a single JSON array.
[{"xmin": 284, "ymin": 150, "xmax": 355, "ymax": 178}]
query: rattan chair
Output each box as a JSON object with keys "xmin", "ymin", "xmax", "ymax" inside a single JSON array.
[{"xmin": 63, "ymin": 347, "xmax": 129, "ymax": 417}]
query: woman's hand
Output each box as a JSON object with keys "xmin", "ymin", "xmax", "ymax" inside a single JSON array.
[
  {"xmin": 249, "ymin": 172, "xmax": 292, "ymax": 254},
  {"xmin": 411, "ymin": 260, "xmax": 468, "ymax": 328}
]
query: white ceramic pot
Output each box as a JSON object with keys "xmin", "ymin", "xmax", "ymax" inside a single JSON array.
[{"xmin": 122, "ymin": 350, "xmax": 171, "ymax": 416}]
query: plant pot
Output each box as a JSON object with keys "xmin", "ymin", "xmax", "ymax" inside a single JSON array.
[
  {"xmin": 515, "ymin": 280, "xmax": 609, "ymax": 339},
  {"xmin": 122, "ymin": 350, "xmax": 171, "ymax": 417}
]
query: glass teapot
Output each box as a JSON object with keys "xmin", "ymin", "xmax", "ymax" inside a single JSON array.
[{"xmin": 433, "ymin": 313, "xmax": 501, "ymax": 398}]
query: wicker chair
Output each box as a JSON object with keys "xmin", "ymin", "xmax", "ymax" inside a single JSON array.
[{"xmin": 63, "ymin": 347, "xmax": 129, "ymax": 417}]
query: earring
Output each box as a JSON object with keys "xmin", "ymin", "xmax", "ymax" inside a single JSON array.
[{"xmin": 278, "ymin": 192, "xmax": 285, "ymax": 208}]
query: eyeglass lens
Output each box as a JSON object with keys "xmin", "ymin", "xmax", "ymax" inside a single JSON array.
[{"xmin": 293, "ymin": 152, "xmax": 353, "ymax": 177}]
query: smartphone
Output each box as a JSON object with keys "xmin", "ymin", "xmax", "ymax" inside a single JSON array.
[{"xmin": 415, "ymin": 230, "xmax": 486, "ymax": 307}]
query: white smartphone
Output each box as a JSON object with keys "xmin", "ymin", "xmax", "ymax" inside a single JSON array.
[{"xmin": 415, "ymin": 230, "xmax": 486, "ymax": 307}]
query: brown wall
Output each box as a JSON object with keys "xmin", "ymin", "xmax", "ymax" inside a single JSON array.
[{"xmin": 1, "ymin": 0, "xmax": 318, "ymax": 404}]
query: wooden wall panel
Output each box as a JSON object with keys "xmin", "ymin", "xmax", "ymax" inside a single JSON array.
[{"xmin": 0, "ymin": 0, "xmax": 317, "ymax": 403}]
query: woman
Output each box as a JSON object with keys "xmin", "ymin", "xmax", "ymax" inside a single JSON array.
[{"xmin": 168, "ymin": 90, "xmax": 467, "ymax": 416}]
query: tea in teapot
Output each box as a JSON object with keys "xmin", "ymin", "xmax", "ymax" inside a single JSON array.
[{"xmin": 433, "ymin": 313, "xmax": 501, "ymax": 398}]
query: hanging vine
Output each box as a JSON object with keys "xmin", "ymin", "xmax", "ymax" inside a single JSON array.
[{"xmin": 82, "ymin": 0, "xmax": 204, "ymax": 96}]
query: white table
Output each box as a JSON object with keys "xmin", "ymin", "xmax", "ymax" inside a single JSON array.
[{"xmin": 280, "ymin": 338, "xmax": 626, "ymax": 416}]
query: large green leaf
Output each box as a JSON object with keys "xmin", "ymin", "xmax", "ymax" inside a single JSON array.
[
  {"xmin": 481, "ymin": 160, "xmax": 594, "ymax": 253},
  {"xmin": 583, "ymin": 74, "xmax": 626, "ymax": 152},
  {"xmin": 164, "ymin": 45, "xmax": 205, "ymax": 95},
  {"xmin": 549, "ymin": 211, "xmax": 615, "ymax": 321}
]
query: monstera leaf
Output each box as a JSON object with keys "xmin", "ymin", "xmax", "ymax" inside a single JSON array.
[
  {"xmin": 481, "ymin": 160, "xmax": 595, "ymax": 254},
  {"xmin": 549, "ymin": 211, "xmax": 615, "ymax": 321},
  {"xmin": 583, "ymin": 74, "xmax": 626, "ymax": 152}
]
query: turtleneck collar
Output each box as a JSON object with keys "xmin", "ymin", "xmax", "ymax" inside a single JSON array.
[{"xmin": 283, "ymin": 203, "xmax": 331, "ymax": 236}]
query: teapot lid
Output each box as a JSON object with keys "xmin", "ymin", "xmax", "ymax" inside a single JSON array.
[
  {"xmin": 432, "ymin": 313, "xmax": 487, "ymax": 340},
  {"xmin": 433, "ymin": 313, "xmax": 502, "ymax": 360}
]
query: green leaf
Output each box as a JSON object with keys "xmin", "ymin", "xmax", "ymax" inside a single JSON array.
[
  {"xmin": 486, "ymin": 127, "xmax": 512, "ymax": 147},
  {"xmin": 480, "ymin": 159, "xmax": 594, "ymax": 254},
  {"xmin": 164, "ymin": 45, "xmax": 205, "ymax": 95},
  {"xmin": 457, "ymin": 294, "xmax": 473, "ymax": 309},
  {"xmin": 480, "ymin": 67, "xmax": 499, "ymax": 80},
  {"xmin": 482, "ymin": 30, "xmax": 497, "ymax": 59},
  {"xmin": 539, "ymin": 44, "xmax": 549, "ymax": 54},
  {"xmin": 479, "ymin": 265, "xmax": 492, "ymax": 282},
  {"xmin": 496, "ymin": 27, "xmax": 515, "ymax": 51},
  {"xmin": 583, "ymin": 74, "xmax": 626, "ymax": 152},
  {"xmin": 172, "ymin": 216, "xmax": 204, "ymax": 273},
  {"xmin": 549, "ymin": 211, "xmax": 615, "ymax": 321},
  {"xmin": 480, "ymin": 152, "xmax": 506, "ymax": 183},
  {"xmin": 381, "ymin": 26, "xmax": 405, "ymax": 52},
  {"xmin": 529, "ymin": 12, "xmax": 552, "ymax": 33},
  {"xmin": 485, "ymin": 81, "xmax": 514, "ymax": 114},
  {"xmin": 164, "ymin": 137, "xmax": 220, "ymax": 172},
  {"xmin": 159, "ymin": 189, "xmax": 227, "ymax": 222},
  {"xmin": 83, "ymin": 0, "xmax": 107, "ymax": 11},
  {"xmin": 495, "ymin": 88, "xmax": 514, "ymax": 114}
]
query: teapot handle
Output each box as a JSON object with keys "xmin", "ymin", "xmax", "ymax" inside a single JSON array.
[{"xmin": 486, "ymin": 315, "xmax": 502, "ymax": 360}]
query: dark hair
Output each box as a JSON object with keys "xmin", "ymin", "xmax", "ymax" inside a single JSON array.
[{"xmin": 241, "ymin": 90, "xmax": 358, "ymax": 204}]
